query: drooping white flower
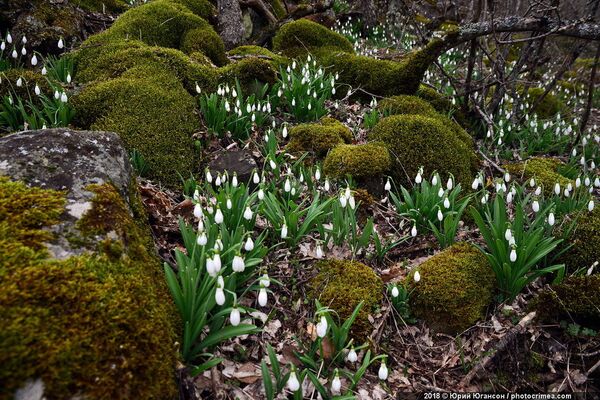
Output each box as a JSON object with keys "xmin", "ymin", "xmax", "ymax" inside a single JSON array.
[
  {"xmin": 505, "ymin": 228, "xmax": 512, "ymax": 242},
  {"xmin": 315, "ymin": 244, "xmax": 323, "ymax": 259},
  {"xmin": 548, "ymin": 212, "xmax": 555, "ymax": 226},
  {"xmin": 215, "ymin": 282, "xmax": 226, "ymax": 305},
  {"xmin": 34, "ymin": 84, "xmax": 40, "ymax": 96},
  {"xmin": 259, "ymin": 274, "xmax": 270, "ymax": 288},
  {"xmin": 529, "ymin": 177, "xmax": 536, "ymax": 187},
  {"xmin": 284, "ymin": 178, "xmax": 291, "ymax": 192},
  {"xmin": 58, "ymin": 38, "xmax": 64, "ymax": 49},
  {"xmin": 66, "ymin": 73, "xmax": 72, "ymax": 84},
  {"xmin": 31, "ymin": 54, "xmax": 37, "ymax": 66},
  {"xmin": 349, "ymin": 195, "xmax": 356, "ymax": 210},
  {"xmin": 281, "ymin": 224, "xmax": 288, "ymax": 239},
  {"xmin": 510, "ymin": 248, "xmax": 517, "ymax": 262},
  {"xmin": 316, "ymin": 315, "xmax": 328, "ymax": 338},
  {"xmin": 415, "ymin": 171, "xmax": 422, "ymax": 184},
  {"xmin": 214, "ymin": 208, "xmax": 224, "ymax": 224},
  {"xmin": 269, "ymin": 158, "xmax": 277, "ymax": 170},
  {"xmin": 205, "ymin": 169, "xmax": 213, "ymax": 183},
  {"xmin": 287, "ymin": 370, "xmax": 300, "ymax": 392},
  {"xmin": 244, "ymin": 236, "xmax": 254, "ymax": 251},
  {"xmin": 16, "ymin": 77, "xmax": 22, "ymax": 87},
  {"xmin": 213, "ymin": 252, "xmax": 222, "ymax": 273},
  {"xmin": 431, "ymin": 174, "xmax": 438, "ymax": 186},
  {"xmin": 589, "ymin": 200, "xmax": 595, "ymax": 212},
  {"xmin": 11, "ymin": 48, "xmax": 17, "ymax": 58},
  {"xmin": 391, "ymin": 286, "xmax": 399, "ymax": 297},
  {"xmin": 446, "ymin": 177, "xmax": 453, "ymax": 190},
  {"xmin": 443, "ymin": 197, "xmax": 450, "ymax": 209},
  {"xmin": 378, "ymin": 361, "xmax": 388, "ymax": 380},
  {"xmin": 437, "ymin": 208, "xmax": 443, "ymax": 221},
  {"xmin": 206, "ymin": 257, "xmax": 216, "ymax": 276},
  {"xmin": 324, "ymin": 178, "xmax": 330, "ymax": 192},
  {"xmin": 226, "ymin": 197, "xmax": 232, "ymax": 210},
  {"xmin": 253, "ymin": 171, "xmax": 260, "ymax": 184},
  {"xmin": 414, "ymin": 271, "xmax": 421, "ymax": 283},
  {"xmin": 195, "ymin": 83, "xmax": 201, "ymax": 94},
  {"xmin": 339, "ymin": 194, "xmax": 347, "ymax": 208},
  {"xmin": 6, "ymin": 33, "xmax": 12, "ymax": 44},
  {"xmin": 230, "ymin": 307, "xmax": 241, "ymax": 326},
  {"xmin": 243, "ymin": 206, "xmax": 253, "ymax": 221},
  {"xmin": 384, "ymin": 178, "xmax": 391, "ymax": 191},
  {"xmin": 232, "ymin": 254, "xmax": 245, "ymax": 272},
  {"xmin": 471, "ymin": 177, "xmax": 480, "ymax": 190},
  {"xmin": 532, "ymin": 200, "xmax": 540, "ymax": 213},
  {"xmin": 331, "ymin": 370, "xmax": 341, "ymax": 394},
  {"xmin": 258, "ymin": 188, "xmax": 265, "ymax": 200},
  {"xmin": 60, "ymin": 92, "xmax": 68, "ymax": 103},
  {"xmin": 197, "ymin": 231, "xmax": 207, "ymax": 246},
  {"xmin": 232, "ymin": 174, "xmax": 238, "ymax": 187},
  {"xmin": 411, "ymin": 223, "xmax": 417, "ymax": 237},
  {"xmin": 346, "ymin": 347, "xmax": 358, "ymax": 363},
  {"xmin": 554, "ymin": 183, "xmax": 561, "ymax": 195},
  {"xmin": 258, "ymin": 287, "xmax": 268, "ymax": 307}
]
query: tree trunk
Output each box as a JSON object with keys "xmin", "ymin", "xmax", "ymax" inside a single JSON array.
[{"xmin": 217, "ymin": 0, "xmax": 245, "ymax": 50}]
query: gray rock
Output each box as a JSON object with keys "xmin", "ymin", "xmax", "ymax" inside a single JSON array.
[
  {"xmin": 0, "ymin": 128, "xmax": 133, "ymax": 259},
  {"xmin": 208, "ymin": 148, "xmax": 258, "ymax": 185}
]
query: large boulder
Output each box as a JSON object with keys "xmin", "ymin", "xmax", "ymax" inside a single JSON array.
[{"xmin": 0, "ymin": 128, "xmax": 178, "ymax": 400}]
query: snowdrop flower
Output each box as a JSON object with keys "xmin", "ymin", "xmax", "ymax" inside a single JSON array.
[
  {"xmin": 554, "ymin": 183, "xmax": 561, "ymax": 195},
  {"xmin": 16, "ymin": 77, "xmax": 22, "ymax": 87},
  {"xmin": 269, "ymin": 158, "xmax": 276, "ymax": 170},
  {"xmin": 378, "ymin": 360, "xmax": 388, "ymax": 380},
  {"xmin": 391, "ymin": 286, "xmax": 399, "ymax": 297},
  {"xmin": 66, "ymin": 73, "xmax": 72, "ymax": 84},
  {"xmin": 287, "ymin": 369, "xmax": 300, "ymax": 392},
  {"xmin": 260, "ymin": 274, "xmax": 270, "ymax": 288},
  {"xmin": 284, "ymin": 178, "xmax": 291, "ymax": 192},
  {"xmin": 6, "ymin": 33, "xmax": 12, "ymax": 44},
  {"xmin": 230, "ymin": 307, "xmax": 241, "ymax": 326},
  {"xmin": 437, "ymin": 187, "xmax": 444, "ymax": 197},
  {"xmin": 504, "ymin": 172, "xmax": 510, "ymax": 182},
  {"xmin": 244, "ymin": 236, "xmax": 254, "ymax": 252},
  {"xmin": 415, "ymin": 170, "xmax": 422, "ymax": 184},
  {"xmin": 226, "ymin": 197, "xmax": 232, "ymax": 210},
  {"xmin": 548, "ymin": 212, "xmax": 555, "ymax": 226},
  {"xmin": 21, "ymin": 46, "xmax": 26, "ymax": 56},
  {"xmin": 471, "ymin": 177, "xmax": 480, "ymax": 190},
  {"xmin": 534, "ymin": 186, "xmax": 541, "ymax": 196},
  {"xmin": 510, "ymin": 247, "xmax": 517, "ymax": 263},
  {"xmin": 213, "ymin": 252, "xmax": 222, "ymax": 273},
  {"xmin": 506, "ymin": 191, "xmax": 513, "ymax": 204},
  {"xmin": 595, "ymin": 177, "xmax": 600, "ymax": 187},
  {"xmin": 34, "ymin": 84, "xmax": 40, "ymax": 96},
  {"xmin": 41, "ymin": 67, "xmax": 47, "ymax": 76},
  {"xmin": 437, "ymin": 208, "xmax": 443, "ymax": 221},
  {"xmin": 443, "ymin": 197, "xmax": 450, "ymax": 209},
  {"xmin": 589, "ymin": 200, "xmax": 595, "ymax": 212},
  {"xmin": 446, "ymin": 177, "xmax": 453, "ymax": 190},
  {"xmin": 215, "ymin": 279, "xmax": 226, "ymax": 305},
  {"xmin": 282, "ymin": 125, "xmax": 288, "ymax": 138},
  {"xmin": 60, "ymin": 92, "xmax": 68, "ymax": 103},
  {"xmin": 339, "ymin": 194, "xmax": 347, "ymax": 208},
  {"xmin": 505, "ymin": 228, "xmax": 512, "ymax": 242},
  {"xmin": 31, "ymin": 54, "xmax": 37, "ymax": 66},
  {"xmin": 529, "ymin": 178, "xmax": 536, "ymax": 187},
  {"xmin": 232, "ymin": 254, "xmax": 245, "ymax": 272},
  {"xmin": 316, "ymin": 315, "xmax": 328, "ymax": 338},
  {"xmin": 214, "ymin": 208, "xmax": 224, "ymax": 224},
  {"xmin": 532, "ymin": 200, "xmax": 540, "ymax": 213},
  {"xmin": 431, "ymin": 174, "xmax": 438, "ymax": 186},
  {"xmin": 347, "ymin": 347, "xmax": 358, "ymax": 363},
  {"xmin": 349, "ymin": 195, "xmax": 356, "ymax": 210},
  {"xmin": 205, "ymin": 169, "xmax": 213, "ymax": 183},
  {"xmin": 258, "ymin": 188, "xmax": 265, "ymax": 200},
  {"xmin": 243, "ymin": 206, "xmax": 253, "ymax": 221},
  {"xmin": 0, "ymin": 41, "xmax": 4, "ymax": 51},
  {"xmin": 585, "ymin": 177, "xmax": 591, "ymax": 187},
  {"xmin": 258, "ymin": 286, "xmax": 268, "ymax": 307},
  {"xmin": 206, "ymin": 256, "xmax": 216, "ymax": 276},
  {"xmin": 197, "ymin": 231, "xmax": 207, "ymax": 246},
  {"xmin": 315, "ymin": 243, "xmax": 323, "ymax": 259},
  {"xmin": 331, "ymin": 370, "xmax": 341, "ymax": 394},
  {"xmin": 281, "ymin": 224, "xmax": 288, "ymax": 239},
  {"xmin": 58, "ymin": 38, "xmax": 64, "ymax": 49},
  {"xmin": 384, "ymin": 178, "xmax": 391, "ymax": 191},
  {"xmin": 215, "ymin": 175, "xmax": 222, "ymax": 186},
  {"xmin": 195, "ymin": 83, "xmax": 201, "ymax": 94},
  {"xmin": 11, "ymin": 48, "xmax": 17, "ymax": 58},
  {"xmin": 315, "ymin": 167, "xmax": 321, "ymax": 181},
  {"xmin": 414, "ymin": 271, "xmax": 421, "ymax": 283},
  {"xmin": 252, "ymin": 170, "xmax": 260, "ymax": 184},
  {"xmin": 324, "ymin": 178, "xmax": 330, "ymax": 192},
  {"xmin": 411, "ymin": 223, "xmax": 417, "ymax": 237}
]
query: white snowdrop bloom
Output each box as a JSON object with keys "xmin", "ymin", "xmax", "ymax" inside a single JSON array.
[
  {"xmin": 437, "ymin": 208, "xmax": 443, "ymax": 221},
  {"xmin": 230, "ymin": 307, "xmax": 241, "ymax": 326},
  {"xmin": 443, "ymin": 197, "xmax": 450, "ymax": 209},
  {"xmin": 431, "ymin": 175, "xmax": 438, "ymax": 186},
  {"xmin": 21, "ymin": 46, "xmax": 26, "ymax": 56},
  {"xmin": 31, "ymin": 54, "xmax": 37, "ymax": 66},
  {"xmin": 554, "ymin": 183, "xmax": 561, "ymax": 195},
  {"xmin": 347, "ymin": 348, "xmax": 358, "ymax": 363},
  {"xmin": 446, "ymin": 177, "xmax": 453, "ymax": 190},
  {"xmin": 215, "ymin": 175, "xmax": 222, "ymax": 186},
  {"xmin": 226, "ymin": 198, "xmax": 232, "ymax": 210},
  {"xmin": 16, "ymin": 77, "xmax": 22, "ymax": 87},
  {"xmin": 331, "ymin": 372, "xmax": 341, "ymax": 394},
  {"xmin": 391, "ymin": 286, "xmax": 399, "ymax": 297},
  {"xmin": 231, "ymin": 174, "xmax": 238, "ymax": 187},
  {"xmin": 595, "ymin": 178, "xmax": 600, "ymax": 187},
  {"xmin": 506, "ymin": 191, "xmax": 513, "ymax": 204},
  {"xmin": 415, "ymin": 171, "xmax": 422, "ymax": 184},
  {"xmin": 534, "ymin": 186, "xmax": 541, "ymax": 196},
  {"xmin": 58, "ymin": 38, "xmax": 64, "ymax": 49},
  {"xmin": 0, "ymin": 41, "xmax": 4, "ymax": 51},
  {"xmin": 282, "ymin": 125, "xmax": 288, "ymax": 138},
  {"xmin": 215, "ymin": 284, "xmax": 226, "ymax": 306},
  {"xmin": 572, "ymin": 148, "xmax": 577, "ymax": 157},
  {"xmin": 195, "ymin": 83, "xmax": 201, "ymax": 94},
  {"xmin": 471, "ymin": 178, "xmax": 480, "ymax": 190},
  {"xmin": 504, "ymin": 172, "xmax": 511, "ymax": 182},
  {"xmin": 339, "ymin": 194, "xmax": 347, "ymax": 208},
  {"xmin": 307, "ymin": 102, "xmax": 312, "ymax": 111},
  {"xmin": 213, "ymin": 253, "xmax": 222, "ymax": 272},
  {"xmin": 505, "ymin": 228, "xmax": 512, "ymax": 241},
  {"xmin": 315, "ymin": 168, "xmax": 321, "ymax": 181},
  {"xmin": 284, "ymin": 178, "xmax": 291, "ymax": 192},
  {"xmin": 589, "ymin": 200, "xmax": 595, "ymax": 212},
  {"xmin": 11, "ymin": 48, "xmax": 17, "ymax": 58},
  {"xmin": 260, "ymin": 274, "xmax": 270, "ymax": 288},
  {"xmin": 414, "ymin": 271, "xmax": 421, "ymax": 282},
  {"xmin": 548, "ymin": 212, "xmax": 555, "ymax": 226},
  {"xmin": 324, "ymin": 178, "xmax": 330, "ymax": 192},
  {"xmin": 287, "ymin": 370, "xmax": 300, "ymax": 392},
  {"xmin": 244, "ymin": 236, "xmax": 254, "ymax": 252},
  {"xmin": 291, "ymin": 98, "xmax": 296, "ymax": 107},
  {"xmin": 564, "ymin": 188, "xmax": 570, "ymax": 197},
  {"xmin": 585, "ymin": 177, "xmax": 591, "ymax": 187},
  {"xmin": 214, "ymin": 208, "xmax": 224, "ymax": 224},
  {"xmin": 197, "ymin": 231, "xmax": 207, "ymax": 246},
  {"xmin": 378, "ymin": 361, "xmax": 388, "ymax": 380},
  {"xmin": 253, "ymin": 171, "xmax": 260, "ymax": 184},
  {"xmin": 411, "ymin": 223, "xmax": 417, "ymax": 237},
  {"xmin": 66, "ymin": 73, "xmax": 72, "ymax": 83},
  {"xmin": 258, "ymin": 188, "xmax": 265, "ymax": 200},
  {"xmin": 291, "ymin": 187, "xmax": 296, "ymax": 196},
  {"xmin": 384, "ymin": 178, "xmax": 391, "ymax": 191},
  {"xmin": 510, "ymin": 248, "xmax": 517, "ymax": 263},
  {"xmin": 316, "ymin": 316, "xmax": 328, "ymax": 338},
  {"xmin": 576, "ymin": 177, "xmax": 581, "ymax": 188},
  {"xmin": 232, "ymin": 255, "xmax": 245, "ymax": 272},
  {"xmin": 349, "ymin": 195, "xmax": 356, "ymax": 210},
  {"xmin": 206, "ymin": 257, "xmax": 216, "ymax": 276},
  {"xmin": 243, "ymin": 206, "xmax": 253, "ymax": 221},
  {"xmin": 299, "ymin": 172, "xmax": 304, "ymax": 183},
  {"xmin": 60, "ymin": 92, "xmax": 68, "ymax": 103},
  {"xmin": 258, "ymin": 287, "xmax": 268, "ymax": 307},
  {"xmin": 281, "ymin": 224, "xmax": 288, "ymax": 239},
  {"xmin": 6, "ymin": 33, "xmax": 11, "ymax": 43},
  {"xmin": 437, "ymin": 187, "xmax": 444, "ymax": 197},
  {"xmin": 224, "ymin": 101, "xmax": 230, "ymax": 112},
  {"xmin": 34, "ymin": 84, "xmax": 40, "ymax": 96},
  {"xmin": 529, "ymin": 178, "xmax": 536, "ymax": 187},
  {"xmin": 269, "ymin": 158, "xmax": 276, "ymax": 170}
]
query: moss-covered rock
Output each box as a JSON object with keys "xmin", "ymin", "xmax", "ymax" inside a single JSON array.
[
  {"xmin": 228, "ymin": 45, "xmax": 288, "ymax": 67},
  {"xmin": 560, "ymin": 208, "xmax": 600, "ymax": 272},
  {"xmin": 72, "ymin": 64, "xmax": 200, "ymax": 187},
  {"xmin": 181, "ymin": 26, "xmax": 228, "ymax": 66},
  {"xmin": 534, "ymin": 274, "xmax": 600, "ymax": 328},
  {"xmin": 310, "ymin": 259, "xmax": 383, "ymax": 340},
  {"xmin": 416, "ymin": 85, "xmax": 451, "ymax": 114},
  {"xmin": 323, "ymin": 142, "xmax": 391, "ymax": 180},
  {"xmin": 504, "ymin": 157, "xmax": 571, "ymax": 196},
  {"xmin": 217, "ymin": 57, "xmax": 278, "ymax": 94},
  {"xmin": 272, "ymin": 19, "xmax": 354, "ymax": 57},
  {"xmin": 369, "ymin": 114, "xmax": 477, "ymax": 188},
  {"xmin": 286, "ymin": 118, "xmax": 353, "ymax": 158},
  {"xmin": 378, "ymin": 95, "xmax": 437, "ymax": 116},
  {"xmin": 409, "ymin": 242, "xmax": 496, "ymax": 334},
  {"xmin": 522, "ymin": 87, "xmax": 565, "ymax": 119},
  {"xmin": 73, "ymin": 0, "xmax": 129, "ymax": 13},
  {"xmin": 169, "ymin": 0, "xmax": 216, "ymax": 19}
]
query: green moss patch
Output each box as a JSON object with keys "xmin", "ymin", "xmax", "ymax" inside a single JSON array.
[
  {"xmin": 410, "ymin": 242, "xmax": 496, "ymax": 334},
  {"xmin": 0, "ymin": 178, "xmax": 177, "ymax": 400},
  {"xmin": 310, "ymin": 259, "xmax": 383, "ymax": 340},
  {"xmin": 504, "ymin": 157, "xmax": 571, "ymax": 196},
  {"xmin": 560, "ymin": 208, "xmax": 600, "ymax": 272},
  {"xmin": 286, "ymin": 118, "xmax": 353, "ymax": 158},
  {"xmin": 522, "ymin": 87, "xmax": 565, "ymax": 119},
  {"xmin": 323, "ymin": 142, "xmax": 391, "ymax": 180},
  {"xmin": 378, "ymin": 95, "xmax": 437, "ymax": 116},
  {"xmin": 272, "ymin": 19, "xmax": 354, "ymax": 57}
]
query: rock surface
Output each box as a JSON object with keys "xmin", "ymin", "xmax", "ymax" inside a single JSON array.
[
  {"xmin": 208, "ymin": 148, "xmax": 258, "ymax": 185},
  {"xmin": 0, "ymin": 128, "xmax": 132, "ymax": 258}
]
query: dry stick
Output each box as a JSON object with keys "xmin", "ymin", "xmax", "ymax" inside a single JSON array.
[
  {"xmin": 459, "ymin": 311, "xmax": 537, "ymax": 388},
  {"xmin": 575, "ymin": 40, "xmax": 600, "ymax": 145}
]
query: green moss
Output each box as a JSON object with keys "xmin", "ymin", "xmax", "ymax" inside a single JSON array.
[
  {"xmin": 560, "ymin": 208, "xmax": 600, "ymax": 272},
  {"xmin": 272, "ymin": 19, "xmax": 354, "ymax": 57},
  {"xmin": 522, "ymin": 87, "xmax": 565, "ymax": 119},
  {"xmin": 168, "ymin": 0, "xmax": 216, "ymax": 19},
  {"xmin": 0, "ymin": 178, "xmax": 177, "ymax": 400},
  {"xmin": 267, "ymin": 0, "xmax": 286, "ymax": 19},
  {"xmin": 217, "ymin": 57, "xmax": 278, "ymax": 93},
  {"xmin": 228, "ymin": 45, "xmax": 288, "ymax": 67},
  {"xmin": 504, "ymin": 157, "xmax": 571, "ymax": 196},
  {"xmin": 286, "ymin": 118, "xmax": 353, "ymax": 158},
  {"xmin": 310, "ymin": 259, "xmax": 383, "ymax": 340},
  {"xmin": 369, "ymin": 114, "xmax": 477, "ymax": 188},
  {"xmin": 323, "ymin": 142, "xmax": 391, "ymax": 180},
  {"xmin": 409, "ymin": 242, "xmax": 496, "ymax": 334},
  {"xmin": 73, "ymin": 0, "xmax": 129, "ymax": 13},
  {"xmin": 378, "ymin": 95, "xmax": 437, "ymax": 116},
  {"xmin": 416, "ymin": 85, "xmax": 451, "ymax": 114},
  {"xmin": 181, "ymin": 27, "xmax": 228, "ymax": 66},
  {"xmin": 534, "ymin": 274, "xmax": 600, "ymax": 328},
  {"xmin": 72, "ymin": 63, "xmax": 200, "ymax": 187},
  {"xmin": 0, "ymin": 69, "xmax": 53, "ymax": 105}
]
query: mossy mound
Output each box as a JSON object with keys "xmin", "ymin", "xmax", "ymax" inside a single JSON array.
[
  {"xmin": 272, "ymin": 19, "xmax": 354, "ymax": 57},
  {"xmin": 218, "ymin": 57, "xmax": 278, "ymax": 94},
  {"xmin": 369, "ymin": 114, "xmax": 477, "ymax": 188},
  {"xmin": 534, "ymin": 274, "xmax": 600, "ymax": 328},
  {"xmin": 323, "ymin": 142, "xmax": 391, "ymax": 180},
  {"xmin": 181, "ymin": 26, "xmax": 228, "ymax": 66},
  {"xmin": 72, "ymin": 64, "xmax": 200, "ymax": 187},
  {"xmin": 286, "ymin": 118, "xmax": 353, "ymax": 158},
  {"xmin": 0, "ymin": 69, "xmax": 54, "ymax": 105},
  {"xmin": 416, "ymin": 85, "xmax": 452, "ymax": 115},
  {"xmin": 560, "ymin": 208, "xmax": 600, "ymax": 272},
  {"xmin": 73, "ymin": 0, "xmax": 129, "ymax": 13},
  {"xmin": 0, "ymin": 178, "xmax": 177, "ymax": 400},
  {"xmin": 504, "ymin": 157, "xmax": 571, "ymax": 196},
  {"xmin": 168, "ymin": 0, "xmax": 216, "ymax": 19},
  {"xmin": 522, "ymin": 87, "xmax": 565, "ymax": 119},
  {"xmin": 310, "ymin": 259, "xmax": 383, "ymax": 340},
  {"xmin": 378, "ymin": 95, "xmax": 437, "ymax": 116},
  {"xmin": 409, "ymin": 242, "xmax": 496, "ymax": 334},
  {"xmin": 228, "ymin": 45, "xmax": 288, "ymax": 67}
]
